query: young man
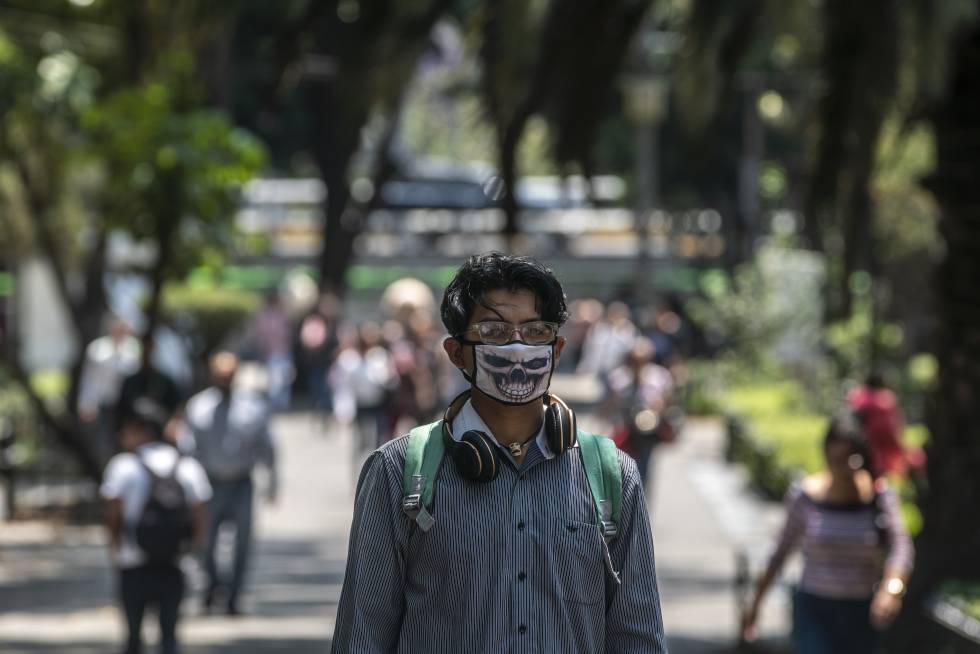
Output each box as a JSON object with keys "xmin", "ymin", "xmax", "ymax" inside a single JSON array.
[
  {"xmin": 100, "ymin": 397, "xmax": 211, "ymax": 654},
  {"xmin": 185, "ymin": 351, "xmax": 278, "ymax": 615},
  {"xmin": 332, "ymin": 253, "xmax": 667, "ymax": 652}
]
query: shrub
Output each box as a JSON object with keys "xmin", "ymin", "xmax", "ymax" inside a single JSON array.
[{"xmin": 162, "ymin": 284, "xmax": 261, "ymax": 357}]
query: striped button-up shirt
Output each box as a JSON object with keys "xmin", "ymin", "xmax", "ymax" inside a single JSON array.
[{"xmin": 331, "ymin": 413, "xmax": 667, "ymax": 653}]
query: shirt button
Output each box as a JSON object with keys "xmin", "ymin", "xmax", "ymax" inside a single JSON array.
[
  {"xmin": 518, "ymin": 571, "xmax": 527, "ymax": 582},
  {"xmin": 518, "ymin": 624, "xmax": 527, "ymax": 635},
  {"xmin": 517, "ymin": 521, "xmax": 525, "ymax": 531}
]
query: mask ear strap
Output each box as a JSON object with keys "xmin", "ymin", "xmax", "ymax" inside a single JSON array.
[{"xmin": 451, "ymin": 336, "xmax": 475, "ymax": 383}]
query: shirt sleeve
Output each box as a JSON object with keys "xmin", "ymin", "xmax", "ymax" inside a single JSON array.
[
  {"xmin": 766, "ymin": 484, "xmax": 808, "ymax": 575},
  {"xmin": 331, "ymin": 449, "xmax": 410, "ymax": 653},
  {"xmin": 880, "ymin": 487, "xmax": 914, "ymax": 574},
  {"xmin": 179, "ymin": 458, "xmax": 213, "ymax": 504},
  {"xmin": 99, "ymin": 455, "xmax": 137, "ymax": 500},
  {"xmin": 604, "ymin": 452, "xmax": 668, "ymax": 653}
]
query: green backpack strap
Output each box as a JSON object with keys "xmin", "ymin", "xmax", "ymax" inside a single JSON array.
[
  {"xmin": 577, "ymin": 430, "xmax": 623, "ymax": 541},
  {"xmin": 402, "ymin": 420, "xmax": 446, "ymax": 532}
]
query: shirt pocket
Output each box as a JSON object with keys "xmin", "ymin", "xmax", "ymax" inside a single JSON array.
[{"xmin": 550, "ymin": 519, "xmax": 605, "ymax": 605}]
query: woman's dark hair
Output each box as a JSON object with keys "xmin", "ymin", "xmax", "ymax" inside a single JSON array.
[
  {"xmin": 865, "ymin": 372, "xmax": 886, "ymax": 389},
  {"xmin": 824, "ymin": 412, "xmax": 871, "ymax": 471},
  {"xmin": 440, "ymin": 253, "xmax": 570, "ymax": 336},
  {"xmin": 826, "ymin": 412, "xmax": 891, "ymax": 543}
]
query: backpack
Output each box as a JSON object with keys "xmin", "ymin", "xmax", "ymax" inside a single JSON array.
[
  {"xmin": 134, "ymin": 452, "xmax": 194, "ymax": 566},
  {"xmin": 401, "ymin": 421, "xmax": 623, "ymax": 541}
]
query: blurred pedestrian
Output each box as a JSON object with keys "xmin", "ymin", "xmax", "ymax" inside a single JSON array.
[
  {"xmin": 117, "ymin": 333, "xmax": 184, "ymax": 446},
  {"xmin": 330, "ymin": 321, "xmax": 397, "ymax": 451},
  {"xmin": 251, "ymin": 291, "xmax": 294, "ymax": 410},
  {"xmin": 297, "ymin": 294, "xmax": 340, "ymax": 415},
  {"xmin": 332, "ymin": 253, "xmax": 667, "ymax": 652},
  {"xmin": 100, "ymin": 397, "xmax": 211, "ymax": 654},
  {"xmin": 78, "ymin": 318, "xmax": 141, "ymax": 463},
  {"xmin": 389, "ymin": 311, "xmax": 441, "ymax": 428},
  {"xmin": 185, "ymin": 351, "xmax": 278, "ymax": 616},
  {"xmin": 559, "ymin": 298, "xmax": 604, "ymax": 371},
  {"xmin": 576, "ymin": 300, "xmax": 637, "ymax": 377},
  {"xmin": 741, "ymin": 414, "xmax": 914, "ymax": 653},
  {"xmin": 848, "ymin": 373, "xmax": 925, "ymax": 479},
  {"xmin": 603, "ymin": 337, "xmax": 677, "ymax": 488}
]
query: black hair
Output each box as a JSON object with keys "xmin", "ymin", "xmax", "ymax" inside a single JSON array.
[
  {"xmin": 865, "ymin": 372, "xmax": 886, "ymax": 389},
  {"xmin": 824, "ymin": 412, "xmax": 872, "ymax": 473},
  {"xmin": 120, "ymin": 397, "xmax": 168, "ymax": 442},
  {"xmin": 440, "ymin": 252, "xmax": 570, "ymax": 337},
  {"xmin": 826, "ymin": 412, "xmax": 891, "ymax": 545}
]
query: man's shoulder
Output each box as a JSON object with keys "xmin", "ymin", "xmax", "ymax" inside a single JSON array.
[
  {"xmin": 104, "ymin": 452, "xmax": 140, "ymax": 475},
  {"xmin": 100, "ymin": 452, "xmax": 143, "ymax": 497},
  {"xmin": 368, "ymin": 423, "xmax": 445, "ymax": 478},
  {"xmin": 186, "ymin": 387, "xmax": 219, "ymax": 409},
  {"xmin": 374, "ymin": 432, "xmax": 411, "ymax": 471}
]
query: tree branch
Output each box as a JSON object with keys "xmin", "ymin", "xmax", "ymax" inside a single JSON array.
[
  {"xmin": 12, "ymin": 156, "xmax": 85, "ymax": 341},
  {"xmin": 1, "ymin": 350, "xmax": 102, "ymax": 482}
]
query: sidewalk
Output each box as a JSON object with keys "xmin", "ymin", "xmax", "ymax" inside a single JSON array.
[
  {"xmin": 0, "ymin": 413, "xmax": 792, "ymax": 653},
  {"xmin": 650, "ymin": 417, "xmax": 792, "ymax": 653},
  {"xmin": 0, "ymin": 411, "xmax": 352, "ymax": 653}
]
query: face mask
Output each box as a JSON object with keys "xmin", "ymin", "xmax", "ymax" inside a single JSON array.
[{"xmin": 467, "ymin": 342, "xmax": 555, "ymax": 405}]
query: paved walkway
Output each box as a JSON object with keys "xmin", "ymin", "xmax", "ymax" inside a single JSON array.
[
  {"xmin": 649, "ymin": 418, "xmax": 792, "ymax": 653},
  {"xmin": 0, "ymin": 411, "xmax": 351, "ymax": 653},
  {"xmin": 0, "ymin": 413, "xmax": 792, "ymax": 653}
]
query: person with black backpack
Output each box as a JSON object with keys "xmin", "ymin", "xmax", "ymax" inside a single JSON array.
[{"xmin": 100, "ymin": 397, "xmax": 212, "ymax": 654}]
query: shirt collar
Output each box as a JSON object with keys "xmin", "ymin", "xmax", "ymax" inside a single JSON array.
[{"xmin": 452, "ymin": 398, "xmax": 556, "ymax": 460}]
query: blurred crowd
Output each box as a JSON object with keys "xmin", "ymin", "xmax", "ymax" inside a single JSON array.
[
  {"xmin": 285, "ymin": 293, "xmax": 694, "ymax": 468},
  {"xmin": 75, "ymin": 284, "xmax": 696, "ymax": 472}
]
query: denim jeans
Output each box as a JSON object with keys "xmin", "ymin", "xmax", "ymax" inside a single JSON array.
[
  {"xmin": 793, "ymin": 589, "xmax": 878, "ymax": 654},
  {"xmin": 204, "ymin": 477, "xmax": 253, "ymax": 607}
]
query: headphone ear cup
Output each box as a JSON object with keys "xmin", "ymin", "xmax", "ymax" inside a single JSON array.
[
  {"xmin": 545, "ymin": 402, "xmax": 576, "ymax": 455},
  {"xmin": 451, "ymin": 430, "xmax": 500, "ymax": 483}
]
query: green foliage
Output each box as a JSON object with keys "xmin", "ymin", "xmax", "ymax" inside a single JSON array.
[
  {"xmin": 721, "ymin": 375, "xmax": 925, "ymax": 534},
  {"xmin": 0, "ymin": 27, "xmax": 100, "ymax": 257},
  {"xmin": 0, "ymin": 381, "xmax": 42, "ymax": 468},
  {"xmin": 162, "ymin": 284, "xmax": 261, "ymax": 356},
  {"xmin": 723, "ymin": 379, "xmax": 828, "ymax": 477},
  {"xmin": 689, "ymin": 246, "xmax": 824, "ymax": 378},
  {"xmin": 81, "ymin": 56, "xmax": 266, "ymax": 274},
  {"xmin": 938, "ymin": 580, "xmax": 980, "ymax": 624}
]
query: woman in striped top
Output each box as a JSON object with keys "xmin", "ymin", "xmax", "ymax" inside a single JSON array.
[{"xmin": 741, "ymin": 414, "xmax": 914, "ymax": 653}]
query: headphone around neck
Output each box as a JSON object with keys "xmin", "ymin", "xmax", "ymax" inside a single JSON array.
[{"xmin": 441, "ymin": 390, "xmax": 577, "ymax": 483}]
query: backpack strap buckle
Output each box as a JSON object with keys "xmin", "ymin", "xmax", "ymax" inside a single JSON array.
[
  {"xmin": 599, "ymin": 499, "xmax": 618, "ymax": 540},
  {"xmin": 402, "ymin": 424, "xmax": 444, "ymax": 534},
  {"xmin": 402, "ymin": 475, "xmax": 425, "ymax": 518}
]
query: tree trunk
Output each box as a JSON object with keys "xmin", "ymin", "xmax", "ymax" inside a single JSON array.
[
  {"xmin": 308, "ymin": 73, "xmax": 369, "ymax": 296},
  {"xmin": 499, "ymin": 117, "xmax": 527, "ymax": 245},
  {"xmin": 144, "ymin": 176, "xmax": 181, "ymax": 337},
  {"xmin": 887, "ymin": 14, "xmax": 980, "ymax": 652}
]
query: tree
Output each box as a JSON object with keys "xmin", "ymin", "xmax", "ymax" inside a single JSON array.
[
  {"xmin": 677, "ymin": 0, "xmax": 980, "ymax": 646},
  {"xmin": 0, "ymin": 2, "xmax": 264, "ymax": 480},
  {"xmin": 228, "ymin": 0, "xmax": 659, "ymax": 289},
  {"xmin": 226, "ymin": 0, "xmax": 453, "ymax": 293},
  {"xmin": 898, "ymin": 11, "xmax": 980, "ymax": 649}
]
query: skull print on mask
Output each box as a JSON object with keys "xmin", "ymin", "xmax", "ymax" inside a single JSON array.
[{"xmin": 471, "ymin": 342, "xmax": 555, "ymax": 405}]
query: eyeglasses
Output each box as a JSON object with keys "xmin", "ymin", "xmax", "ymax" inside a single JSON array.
[{"xmin": 460, "ymin": 321, "xmax": 559, "ymax": 345}]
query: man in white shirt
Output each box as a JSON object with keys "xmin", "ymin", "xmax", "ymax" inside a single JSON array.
[
  {"xmin": 100, "ymin": 398, "xmax": 212, "ymax": 654},
  {"xmin": 78, "ymin": 318, "xmax": 141, "ymax": 463}
]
